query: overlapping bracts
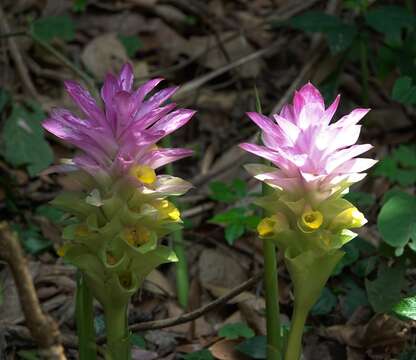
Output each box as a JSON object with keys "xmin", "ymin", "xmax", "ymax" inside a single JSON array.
[
  {"xmin": 240, "ymin": 83, "xmax": 377, "ymax": 203},
  {"xmin": 43, "ymin": 63, "xmax": 195, "ymax": 185}
]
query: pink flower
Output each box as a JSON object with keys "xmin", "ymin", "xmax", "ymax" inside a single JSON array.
[
  {"xmin": 240, "ymin": 83, "xmax": 377, "ymax": 201},
  {"xmin": 43, "ymin": 63, "xmax": 195, "ymax": 181}
]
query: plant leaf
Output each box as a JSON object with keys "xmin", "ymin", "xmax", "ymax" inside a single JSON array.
[
  {"xmin": 2, "ymin": 103, "xmax": 53, "ymax": 176},
  {"xmin": 218, "ymin": 322, "xmax": 255, "ymax": 340}
]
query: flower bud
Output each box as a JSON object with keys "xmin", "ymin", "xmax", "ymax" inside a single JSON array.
[{"xmin": 330, "ymin": 207, "xmax": 366, "ymax": 230}]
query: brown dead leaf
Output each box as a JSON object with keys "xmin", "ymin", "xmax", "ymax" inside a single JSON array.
[
  {"xmin": 205, "ymin": 285, "xmax": 267, "ymax": 336},
  {"xmin": 131, "ymin": 348, "xmax": 159, "ymax": 360},
  {"xmin": 198, "ymin": 249, "xmax": 247, "ymax": 289},
  {"xmin": 320, "ymin": 314, "xmax": 410, "ymax": 350},
  {"xmin": 165, "ymin": 301, "xmax": 213, "ymax": 336},
  {"xmin": 144, "ymin": 270, "xmax": 174, "ymax": 297},
  {"xmin": 81, "ymin": 33, "xmax": 128, "ymax": 79},
  {"xmin": 209, "ymin": 338, "xmax": 249, "ymax": 360}
]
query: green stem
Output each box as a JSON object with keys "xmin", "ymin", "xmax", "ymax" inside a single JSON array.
[
  {"xmin": 76, "ymin": 272, "xmax": 97, "ymax": 360},
  {"xmin": 104, "ymin": 303, "xmax": 130, "ymax": 360},
  {"xmin": 360, "ymin": 36, "xmax": 369, "ymax": 107},
  {"xmin": 263, "ymin": 240, "xmax": 282, "ymax": 360},
  {"xmin": 162, "ymin": 136, "xmax": 189, "ymax": 309},
  {"xmin": 172, "ymin": 230, "xmax": 189, "ymax": 308},
  {"xmin": 284, "ymin": 304, "xmax": 308, "ymax": 360}
]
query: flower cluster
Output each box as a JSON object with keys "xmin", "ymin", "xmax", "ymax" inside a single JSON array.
[
  {"xmin": 240, "ymin": 83, "xmax": 376, "ymax": 253},
  {"xmin": 43, "ymin": 64, "xmax": 195, "ymax": 304}
]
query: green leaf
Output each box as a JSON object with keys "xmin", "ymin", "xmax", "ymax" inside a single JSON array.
[
  {"xmin": 13, "ymin": 224, "xmax": 52, "ymax": 255},
  {"xmin": 72, "ymin": 0, "xmax": 88, "ymax": 12},
  {"xmin": 129, "ymin": 333, "xmax": 146, "ymax": 349},
  {"xmin": 393, "ymin": 296, "xmax": 416, "ymax": 320},
  {"xmin": 311, "ymin": 287, "xmax": 337, "ymax": 316},
  {"xmin": 209, "ymin": 207, "xmax": 246, "ymax": 225},
  {"xmin": 243, "ymin": 215, "xmax": 261, "ymax": 230},
  {"xmin": 0, "ymin": 88, "xmax": 10, "ymax": 113},
  {"xmin": 400, "ymin": 348, "xmax": 416, "ymax": 360},
  {"xmin": 232, "ymin": 179, "xmax": 247, "ymax": 198},
  {"xmin": 35, "ymin": 205, "xmax": 65, "ymax": 223},
  {"xmin": 17, "ymin": 350, "xmax": 40, "ymax": 360},
  {"xmin": 225, "ymin": 223, "xmax": 245, "ymax": 245},
  {"xmin": 2, "ymin": 104, "xmax": 53, "ymax": 176},
  {"xmin": 365, "ymin": 6, "xmax": 416, "ymax": 43},
  {"xmin": 289, "ymin": 11, "xmax": 356, "ymax": 53},
  {"xmin": 209, "ymin": 181, "xmax": 237, "ymax": 203},
  {"xmin": 332, "ymin": 241, "xmax": 360, "ymax": 276},
  {"xmin": 351, "ymin": 256, "xmax": 377, "ymax": 278},
  {"xmin": 290, "ymin": 11, "xmax": 343, "ymax": 32},
  {"xmin": 378, "ymin": 193, "xmax": 416, "ymax": 249},
  {"xmin": 118, "ymin": 35, "xmax": 143, "ymax": 58},
  {"xmin": 365, "ymin": 262, "xmax": 407, "ymax": 313},
  {"xmin": 31, "ymin": 15, "xmax": 75, "ymax": 43},
  {"xmin": 182, "ymin": 349, "xmax": 214, "ymax": 360},
  {"xmin": 339, "ymin": 277, "xmax": 369, "ymax": 318},
  {"xmin": 218, "ymin": 322, "xmax": 255, "ymax": 340},
  {"xmin": 235, "ymin": 336, "xmax": 267, "ymax": 359},
  {"xmin": 392, "ymin": 77, "xmax": 416, "ymax": 105}
]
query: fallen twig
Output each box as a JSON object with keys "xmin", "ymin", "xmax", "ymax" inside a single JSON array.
[
  {"xmin": 0, "ymin": 222, "xmax": 66, "ymax": 360},
  {"xmin": 129, "ymin": 271, "xmax": 263, "ymax": 332}
]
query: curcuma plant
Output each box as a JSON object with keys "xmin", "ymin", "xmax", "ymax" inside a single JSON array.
[
  {"xmin": 42, "ymin": 63, "xmax": 195, "ymax": 359},
  {"xmin": 240, "ymin": 83, "xmax": 377, "ymax": 360}
]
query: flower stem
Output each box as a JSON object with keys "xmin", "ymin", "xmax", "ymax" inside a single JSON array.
[
  {"xmin": 162, "ymin": 136, "xmax": 189, "ymax": 309},
  {"xmin": 284, "ymin": 303, "xmax": 308, "ymax": 360},
  {"xmin": 172, "ymin": 230, "xmax": 190, "ymax": 308},
  {"xmin": 76, "ymin": 272, "xmax": 97, "ymax": 360},
  {"xmin": 104, "ymin": 303, "xmax": 130, "ymax": 360},
  {"xmin": 263, "ymin": 239, "xmax": 282, "ymax": 360}
]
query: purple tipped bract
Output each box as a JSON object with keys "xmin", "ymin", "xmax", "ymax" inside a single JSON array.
[
  {"xmin": 43, "ymin": 63, "xmax": 195, "ymax": 178},
  {"xmin": 240, "ymin": 83, "xmax": 377, "ymax": 200}
]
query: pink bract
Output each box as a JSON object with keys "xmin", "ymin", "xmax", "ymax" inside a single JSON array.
[
  {"xmin": 240, "ymin": 83, "xmax": 377, "ymax": 200},
  {"xmin": 43, "ymin": 63, "xmax": 195, "ymax": 178}
]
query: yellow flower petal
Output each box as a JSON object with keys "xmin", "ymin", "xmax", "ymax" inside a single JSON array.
[
  {"xmin": 123, "ymin": 227, "xmax": 151, "ymax": 246},
  {"xmin": 299, "ymin": 210, "xmax": 323, "ymax": 232},
  {"xmin": 257, "ymin": 213, "xmax": 288, "ymax": 237},
  {"xmin": 258, "ymin": 217, "xmax": 276, "ymax": 237},
  {"xmin": 153, "ymin": 200, "xmax": 181, "ymax": 221},
  {"xmin": 131, "ymin": 165, "xmax": 156, "ymax": 185},
  {"xmin": 57, "ymin": 243, "xmax": 71, "ymax": 257}
]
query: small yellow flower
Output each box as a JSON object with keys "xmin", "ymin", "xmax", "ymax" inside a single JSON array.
[
  {"xmin": 57, "ymin": 243, "xmax": 71, "ymax": 257},
  {"xmin": 298, "ymin": 210, "xmax": 323, "ymax": 232},
  {"xmin": 124, "ymin": 227, "xmax": 151, "ymax": 246},
  {"xmin": 257, "ymin": 213, "xmax": 288, "ymax": 237},
  {"xmin": 131, "ymin": 165, "xmax": 156, "ymax": 185},
  {"xmin": 330, "ymin": 207, "xmax": 366, "ymax": 230},
  {"xmin": 154, "ymin": 200, "xmax": 181, "ymax": 221}
]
